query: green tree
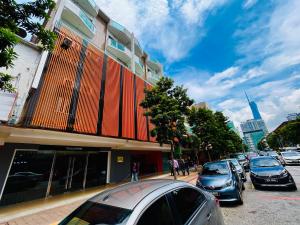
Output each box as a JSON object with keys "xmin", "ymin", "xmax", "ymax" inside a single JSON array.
[
  {"xmin": 0, "ymin": 0, "xmax": 56, "ymax": 92},
  {"xmin": 267, "ymin": 118, "xmax": 300, "ymax": 148},
  {"xmin": 188, "ymin": 108, "xmax": 243, "ymax": 160},
  {"xmin": 140, "ymin": 77, "xmax": 193, "ymax": 179}
]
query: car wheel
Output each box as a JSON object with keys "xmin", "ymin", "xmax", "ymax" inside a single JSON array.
[{"xmin": 237, "ymin": 190, "xmax": 243, "ymax": 205}]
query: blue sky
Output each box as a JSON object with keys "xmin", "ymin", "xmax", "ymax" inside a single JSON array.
[{"xmin": 98, "ymin": 0, "xmax": 300, "ymax": 132}]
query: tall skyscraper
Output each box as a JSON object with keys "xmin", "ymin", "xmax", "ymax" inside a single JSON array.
[
  {"xmin": 245, "ymin": 92, "xmax": 262, "ymax": 119},
  {"xmin": 241, "ymin": 92, "xmax": 268, "ymax": 151}
]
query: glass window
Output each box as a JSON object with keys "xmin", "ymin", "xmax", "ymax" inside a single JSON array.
[
  {"xmin": 59, "ymin": 201, "xmax": 132, "ymax": 225},
  {"xmin": 0, "ymin": 150, "xmax": 54, "ymax": 206},
  {"xmin": 202, "ymin": 162, "xmax": 229, "ymax": 175},
  {"xmin": 250, "ymin": 158, "xmax": 280, "ymax": 168},
  {"xmin": 171, "ymin": 188, "xmax": 206, "ymax": 224},
  {"xmin": 137, "ymin": 195, "xmax": 174, "ymax": 225}
]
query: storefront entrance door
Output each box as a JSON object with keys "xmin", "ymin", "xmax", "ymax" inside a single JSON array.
[{"xmin": 49, "ymin": 152, "xmax": 86, "ymax": 196}]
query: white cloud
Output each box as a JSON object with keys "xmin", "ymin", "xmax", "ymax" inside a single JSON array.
[
  {"xmin": 207, "ymin": 67, "xmax": 239, "ymax": 85},
  {"xmin": 180, "ymin": 0, "xmax": 227, "ymax": 24},
  {"xmin": 96, "ymin": 0, "xmax": 228, "ymax": 62}
]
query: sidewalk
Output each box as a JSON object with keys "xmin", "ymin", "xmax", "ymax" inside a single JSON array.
[{"xmin": 0, "ymin": 172, "xmax": 198, "ymax": 225}]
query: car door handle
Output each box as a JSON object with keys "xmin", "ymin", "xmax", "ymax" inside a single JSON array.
[{"xmin": 207, "ymin": 213, "xmax": 212, "ymax": 221}]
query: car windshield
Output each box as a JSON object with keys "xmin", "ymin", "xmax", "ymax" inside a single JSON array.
[
  {"xmin": 230, "ymin": 159, "xmax": 239, "ymax": 166},
  {"xmin": 230, "ymin": 154, "xmax": 246, "ymax": 160},
  {"xmin": 250, "ymin": 158, "xmax": 280, "ymax": 168},
  {"xmin": 202, "ymin": 162, "xmax": 229, "ymax": 175},
  {"xmin": 58, "ymin": 201, "xmax": 132, "ymax": 225},
  {"xmin": 282, "ymin": 152, "xmax": 300, "ymax": 157}
]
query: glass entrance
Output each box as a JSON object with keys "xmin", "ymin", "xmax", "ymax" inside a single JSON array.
[
  {"xmin": 0, "ymin": 149, "xmax": 109, "ymax": 207},
  {"xmin": 49, "ymin": 152, "xmax": 86, "ymax": 196},
  {"xmin": 0, "ymin": 150, "xmax": 54, "ymax": 206}
]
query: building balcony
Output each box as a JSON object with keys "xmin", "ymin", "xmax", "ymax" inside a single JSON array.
[
  {"xmin": 147, "ymin": 57, "xmax": 162, "ymax": 77},
  {"xmin": 0, "ymin": 91, "xmax": 17, "ymax": 122},
  {"xmin": 107, "ymin": 38, "xmax": 132, "ymax": 66},
  {"xmin": 147, "ymin": 70, "xmax": 161, "ymax": 85},
  {"xmin": 134, "ymin": 38, "xmax": 143, "ymax": 57},
  {"xmin": 108, "ymin": 20, "xmax": 132, "ymax": 49},
  {"xmin": 135, "ymin": 56, "xmax": 144, "ymax": 77},
  {"xmin": 61, "ymin": 0, "xmax": 96, "ymax": 38},
  {"xmin": 73, "ymin": 0, "xmax": 99, "ymax": 17}
]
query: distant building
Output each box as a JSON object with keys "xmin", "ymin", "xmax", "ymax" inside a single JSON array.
[
  {"xmin": 241, "ymin": 119, "xmax": 268, "ymax": 135},
  {"xmin": 193, "ymin": 102, "xmax": 209, "ymax": 110},
  {"xmin": 245, "ymin": 92, "xmax": 262, "ymax": 120},
  {"xmin": 227, "ymin": 120, "xmax": 239, "ymax": 136},
  {"xmin": 241, "ymin": 92, "xmax": 268, "ymax": 151},
  {"xmin": 241, "ymin": 119, "xmax": 268, "ymax": 152},
  {"xmin": 287, "ymin": 113, "xmax": 300, "ymax": 121}
]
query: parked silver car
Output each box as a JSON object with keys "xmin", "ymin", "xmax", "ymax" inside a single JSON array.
[
  {"xmin": 58, "ymin": 179, "xmax": 224, "ymax": 225},
  {"xmin": 281, "ymin": 151, "xmax": 300, "ymax": 165}
]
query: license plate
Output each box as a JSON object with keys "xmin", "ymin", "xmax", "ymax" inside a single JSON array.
[
  {"xmin": 211, "ymin": 192, "xmax": 220, "ymax": 196},
  {"xmin": 266, "ymin": 178, "xmax": 278, "ymax": 182}
]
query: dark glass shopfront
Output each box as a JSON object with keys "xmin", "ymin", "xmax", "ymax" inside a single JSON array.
[{"xmin": 0, "ymin": 149, "xmax": 108, "ymax": 206}]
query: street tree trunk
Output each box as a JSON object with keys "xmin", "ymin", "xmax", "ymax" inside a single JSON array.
[{"xmin": 170, "ymin": 141, "xmax": 177, "ymax": 180}]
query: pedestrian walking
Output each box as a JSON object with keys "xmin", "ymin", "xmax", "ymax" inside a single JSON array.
[
  {"xmin": 185, "ymin": 157, "xmax": 190, "ymax": 175},
  {"xmin": 131, "ymin": 162, "xmax": 139, "ymax": 182},
  {"xmin": 173, "ymin": 159, "xmax": 180, "ymax": 175},
  {"xmin": 178, "ymin": 157, "xmax": 186, "ymax": 175},
  {"xmin": 169, "ymin": 159, "xmax": 174, "ymax": 176}
]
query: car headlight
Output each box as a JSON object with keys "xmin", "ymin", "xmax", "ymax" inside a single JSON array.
[
  {"xmin": 280, "ymin": 170, "xmax": 289, "ymax": 177},
  {"xmin": 223, "ymin": 179, "xmax": 233, "ymax": 188}
]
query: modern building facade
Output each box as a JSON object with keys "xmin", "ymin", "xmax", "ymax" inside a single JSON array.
[
  {"xmin": 227, "ymin": 120, "xmax": 240, "ymax": 136},
  {"xmin": 0, "ymin": 0, "xmax": 169, "ymax": 207},
  {"xmin": 245, "ymin": 92, "xmax": 262, "ymax": 120},
  {"xmin": 241, "ymin": 119, "xmax": 268, "ymax": 152},
  {"xmin": 241, "ymin": 92, "xmax": 268, "ymax": 151}
]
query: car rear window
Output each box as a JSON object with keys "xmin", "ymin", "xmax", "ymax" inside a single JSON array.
[
  {"xmin": 202, "ymin": 162, "xmax": 229, "ymax": 175},
  {"xmin": 250, "ymin": 158, "xmax": 280, "ymax": 168},
  {"xmin": 58, "ymin": 201, "xmax": 132, "ymax": 225},
  {"xmin": 282, "ymin": 152, "xmax": 300, "ymax": 157}
]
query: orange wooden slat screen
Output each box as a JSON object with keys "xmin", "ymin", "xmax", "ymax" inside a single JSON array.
[
  {"xmin": 122, "ymin": 68, "xmax": 135, "ymax": 139},
  {"xmin": 101, "ymin": 57, "xmax": 120, "ymax": 137},
  {"xmin": 136, "ymin": 77, "xmax": 148, "ymax": 141},
  {"xmin": 31, "ymin": 29, "xmax": 82, "ymax": 130},
  {"xmin": 73, "ymin": 45, "xmax": 104, "ymax": 134}
]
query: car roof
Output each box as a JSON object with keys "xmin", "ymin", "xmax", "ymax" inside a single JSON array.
[
  {"xmin": 221, "ymin": 158, "xmax": 239, "ymax": 163},
  {"xmin": 89, "ymin": 179, "xmax": 186, "ymax": 210},
  {"xmin": 250, "ymin": 156, "xmax": 274, "ymax": 160}
]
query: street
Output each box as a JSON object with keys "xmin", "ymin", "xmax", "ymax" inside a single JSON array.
[{"xmin": 222, "ymin": 166, "xmax": 300, "ymax": 225}]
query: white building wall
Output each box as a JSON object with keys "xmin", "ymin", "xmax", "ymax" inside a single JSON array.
[{"xmin": 0, "ymin": 41, "xmax": 42, "ymax": 123}]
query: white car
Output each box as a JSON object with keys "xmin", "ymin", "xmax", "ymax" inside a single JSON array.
[{"xmin": 281, "ymin": 151, "xmax": 300, "ymax": 165}]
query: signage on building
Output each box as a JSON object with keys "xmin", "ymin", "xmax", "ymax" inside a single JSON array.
[{"xmin": 117, "ymin": 156, "xmax": 124, "ymax": 163}]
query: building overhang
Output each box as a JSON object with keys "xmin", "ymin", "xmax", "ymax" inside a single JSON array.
[{"xmin": 0, "ymin": 126, "xmax": 170, "ymax": 152}]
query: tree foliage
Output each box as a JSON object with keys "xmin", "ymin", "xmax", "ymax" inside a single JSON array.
[
  {"xmin": 141, "ymin": 77, "xmax": 193, "ymax": 146},
  {"xmin": 0, "ymin": 0, "xmax": 56, "ymax": 92},
  {"xmin": 188, "ymin": 107, "xmax": 243, "ymax": 160},
  {"xmin": 267, "ymin": 118, "xmax": 300, "ymax": 149}
]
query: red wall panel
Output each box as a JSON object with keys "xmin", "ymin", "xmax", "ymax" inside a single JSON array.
[
  {"xmin": 136, "ymin": 77, "xmax": 148, "ymax": 141},
  {"xmin": 73, "ymin": 46, "xmax": 104, "ymax": 134},
  {"xmin": 122, "ymin": 68, "xmax": 135, "ymax": 139},
  {"xmin": 101, "ymin": 57, "xmax": 120, "ymax": 137}
]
